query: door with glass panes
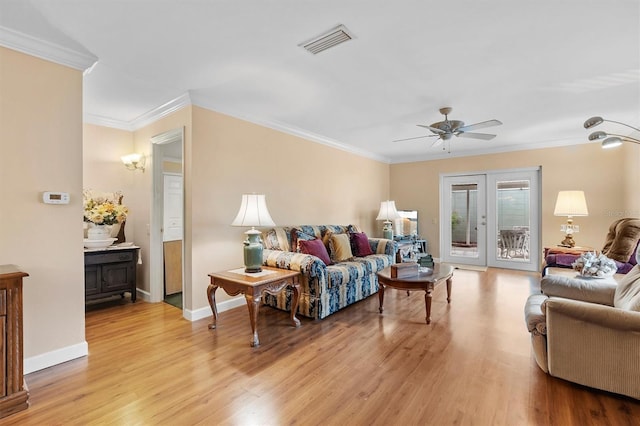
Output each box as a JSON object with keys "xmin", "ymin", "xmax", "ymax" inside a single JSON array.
[{"xmin": 441, "ymin": 168, "xmax": 539, "ymax": 271}]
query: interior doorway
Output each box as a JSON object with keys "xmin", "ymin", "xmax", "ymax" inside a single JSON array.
[
  {"xmin": 163, "ymin": 173, "xmax": 183, "ymax": 309},
  {"xmin": 150, "ymin": 128, "xmax": 184, "ymax": 309}
]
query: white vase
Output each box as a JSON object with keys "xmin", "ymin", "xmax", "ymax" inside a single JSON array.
[{"xmin": 87, "ymin": 224, "xmax": 111, "ymax": 240}]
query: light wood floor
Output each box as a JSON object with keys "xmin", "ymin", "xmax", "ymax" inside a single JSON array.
[{"xmin": 8, "ymin": 268, "xmax": 640, "ymax": 425}]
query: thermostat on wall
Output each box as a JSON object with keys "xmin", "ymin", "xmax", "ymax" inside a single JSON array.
[{"xmin": 42, "ymin": 191, "xmax": 70, "ymax": 204}]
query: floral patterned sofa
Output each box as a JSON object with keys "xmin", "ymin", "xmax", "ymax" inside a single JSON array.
[{"xmin": 261, "ymin": 225, "xmax": 396, "ymax": 319}]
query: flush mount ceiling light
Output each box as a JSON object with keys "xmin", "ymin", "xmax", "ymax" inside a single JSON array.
[{"xmin": 299, "ymin": 24, "xmax": 355, "ymax": 54}]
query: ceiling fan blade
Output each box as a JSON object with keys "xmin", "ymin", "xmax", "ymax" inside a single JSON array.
[
  {"xmin": 457, "ymin": 119, "xmax": 503, "ymax": 132},
  {"xmin": 457, "ymin": 132, "xmax": 496, "ymax": 140},
  {"xmin": 392, "ymin": 135, "xmax": 433, "ymax": 142},
  {"xmin": 417, "ymin": 124, "xmax": 445, "ymax": 134}
]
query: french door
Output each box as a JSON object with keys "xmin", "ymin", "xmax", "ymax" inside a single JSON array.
[
  {"xmin": 441, "ymin": 168, "xmax": 540, "ymax": 271},
  {"xmin": 441, "ymin": 175, "xmax": 487, "ymax": 267}
]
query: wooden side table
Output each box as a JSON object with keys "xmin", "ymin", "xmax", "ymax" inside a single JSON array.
[
  {"xmin": 543, "ymin": 246, "xmax": 595, "ymax": 257},
  {"xmin": 542, "ymin": 246, "xmax": 595, "ymax": 275},
  {"xmin": 207, "ymin": 267, "xmax": 301, "ymax": 347}
]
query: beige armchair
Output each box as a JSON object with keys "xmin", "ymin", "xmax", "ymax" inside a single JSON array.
[{"xmin": 524, "ymin": 263, "xmax": 640, "ymax": 400}]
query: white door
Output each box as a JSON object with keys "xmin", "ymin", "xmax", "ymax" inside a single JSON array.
[
  {"xmin": 163, "ymin": 173, "xmax": 183, "ymax": 242},
  {"xmin": 441, "ymin": 175, "xmax": 487, "ymax": 267},
  {"xmin": 487, "ymin": 169, "xmax": 540, "ymax": 272}
]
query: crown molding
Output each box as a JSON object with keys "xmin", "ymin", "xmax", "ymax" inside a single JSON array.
[
  {"xmin": 129, "ymin": 93, "xmax": 192, "ymax": 130},
  {"xmin": 388, "ymin": 136, "xmax": 589, "ymax": 164},
  {"xmin": 84, "ymin": 93, "xmax": 192, "ymax": 132},
  {"xmin": 83, "ymin": 113, "xmax": 135, "ymax": 131},
  {"xmin": 0, "ymin": 25, "xmax": 97, "ymax": 71},
  {"xmin": 84, "ymin": 91, "xmax": 391, "ymax": 164},
  {"xmin": 189, "ymin": 92, "xmax": 390, "ymax": 163}
]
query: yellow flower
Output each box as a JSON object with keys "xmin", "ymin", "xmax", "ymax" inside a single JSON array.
[{"xmin": 83, "ymin": 190, "xmax": 128, "ymax": 225}]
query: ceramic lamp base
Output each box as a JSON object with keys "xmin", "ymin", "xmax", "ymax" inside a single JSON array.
[
  {"xmin": 382, "ymin": 221, "xmax": 394, "ymax": 240},
  {"xmin": 243, "ymin": 229, "xmax": 264, "ymax": 273}
]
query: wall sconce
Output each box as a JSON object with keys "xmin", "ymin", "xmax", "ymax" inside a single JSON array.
[
  {"xmin": 584, "ymin": 116, "xmax": 640, "ymax": 148},
  {"xmin": 121, "ymin": 153, "xmax": 146, "ymax": 172},
  {"xmin": 554, "ymin": 190, "xmax": 588, "ymax": 248}
]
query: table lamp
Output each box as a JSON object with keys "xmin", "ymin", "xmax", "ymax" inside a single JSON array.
[
  {"xmin": 231, "ymin": 194, "xmax": 275, "ymax": 272},
  {"xmin": 376, "ymin": 200, "xmax": 401, "ymax": 240},
  {"xmin": 553, "ymin": 190, "xmax": 588, "ymax": 248}
]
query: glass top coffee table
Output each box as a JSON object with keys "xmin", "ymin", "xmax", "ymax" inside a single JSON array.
[{"xmin": 377, "ymin": 263, "xmax": 454, "ymax": 324}]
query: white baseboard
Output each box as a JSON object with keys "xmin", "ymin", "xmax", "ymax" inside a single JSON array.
[
  {"xmin": 136, "ymin": 288, "xmax": 151, "ymax": 302},
  {"xmin": 183, "ymin": 296, "xmax": 245, "ymax": 322},
  {"xmin": 24, "ymin": 341, "xmax": 89, "ymax": 375}
]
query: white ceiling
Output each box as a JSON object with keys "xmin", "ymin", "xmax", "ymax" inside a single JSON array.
[{"xmin": 2, "ymin": 0, "xmax": 639, "ymax": 163}]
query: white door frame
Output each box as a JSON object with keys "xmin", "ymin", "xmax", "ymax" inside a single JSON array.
[
  {"xmin": 440, "ymin": 174, "xmax": 487, "ymax": 267},
  {"xmin": 150, "ymin": 128, "xmax": 184, "ymax": 304},
  {"xmin": 487, "ymin": 168, "xmax": 541, "ymax": 272},
  {"xmin": 440, "ymin": 167, "xmax": 541, "ymax": 271}
]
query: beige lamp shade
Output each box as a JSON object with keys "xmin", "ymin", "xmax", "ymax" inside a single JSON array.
[
  {"xmin": 376, "ymin": 200, "xmax": 401, "ymax": 222},
  {"xmin": 553, "ymin": 191, "xmax": 589, "ymax": 217},
  {"xmin": 231, "ymin": 194, "xmax": 276, "ymax": 227}
]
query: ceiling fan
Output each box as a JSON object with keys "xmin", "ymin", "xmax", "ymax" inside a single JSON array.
[{"xmin": 393, "ymin": 107, "xmax": 503, "ymax": 147}]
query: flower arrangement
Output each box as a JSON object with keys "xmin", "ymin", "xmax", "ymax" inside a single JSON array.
[
  {"xmin": 83, "ymin": 189, "xmax": 128, "ymax": 225},
  {"xmin": 572, "ymin": 251, "xmax": 617, "ymax": 277}
]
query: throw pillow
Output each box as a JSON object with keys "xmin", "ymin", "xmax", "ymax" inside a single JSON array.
[
  {"xmin": 299, "ymin": 238, "xmax": 332, "ymax": 266},
  {"xmin": 348, "ymin": 224, "xmax": 363, "ymax": 233},
  {"xmin": 329, "ymin": 233, "xmax": 354, "ymax": 262},
  {"xmin": 350, "ymin": 232, "xmax": 373, "ymax": 257},
  {"xmin": 322, "ymin": 230, "xmax": 333, "ymax": 250},
  {"xmin": 291, "ymin": 228, "xmax": 316, "ymax": 252}
]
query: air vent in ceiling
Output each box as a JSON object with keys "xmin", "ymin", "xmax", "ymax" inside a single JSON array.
[{"xmin": 299, "ymin": 24, "xmax": 354, "ymax": 54}]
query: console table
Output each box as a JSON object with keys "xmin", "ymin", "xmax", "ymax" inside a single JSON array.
[
  {"xmin": 84, "ymin": 246, "xmax": 139, "ymax": 303},
  {"xmin": 0, "ymin": 265, "xmax": 29, "ymax": 418}
]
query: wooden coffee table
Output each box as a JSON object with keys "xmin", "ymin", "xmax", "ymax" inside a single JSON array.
[
  {"xmin": 377, "ymin": 263, "xmax": 454, "ymax": 324},
  {"xmin": 207, "ymin": 266, "xmax": 301, "ymax": 347}
]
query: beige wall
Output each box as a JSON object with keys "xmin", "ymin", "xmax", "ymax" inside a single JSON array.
[
  {"xmin": 83, "ymin": 124, "xmax": 137, "ymax": 240},
  {"xmin": 0, "ymin": 47, "xmax": 85, "ymax": 362},
  {"xmin": 90, "ymin": 105, "xmax": 389, "ymax": 314},
  {"xmin": 622, "ymin": 143, "xmax": 640, "ymax": 217},
  {"xmin": 390, "ymin": 143, "xmax": 637, "ymax": 260},
  {"xmin": 188, "ymin": 106, "xmax": 390, "ymax": 310}
]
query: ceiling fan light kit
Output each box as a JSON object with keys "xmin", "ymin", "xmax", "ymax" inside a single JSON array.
[{"xmin": 393, "ymin": 107, "xmax": 503, "ymax": 151}]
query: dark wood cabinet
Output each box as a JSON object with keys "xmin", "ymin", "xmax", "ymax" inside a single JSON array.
[
  {"xmin": 84, "ymin": 248, "xmax": 139, "ymax": 302},
  {"xmin": 0, "ymin": 265, "xmax": 29, "ymax": 418}
]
